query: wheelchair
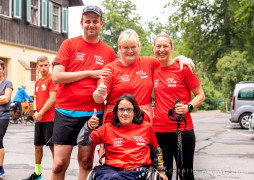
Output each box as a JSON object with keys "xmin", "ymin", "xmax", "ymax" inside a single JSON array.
[{"xmin": 86, "ymin": 165, "xmax": 162, "ymax": 180}]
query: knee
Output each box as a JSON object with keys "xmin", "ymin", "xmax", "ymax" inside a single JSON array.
[
  {"xmin": 78, "ymin": 157, "xmax": 93, "ymax": 170},
  {"xmin": 51, "ymin": 158, "xmax": 69, "ymax": 174}
]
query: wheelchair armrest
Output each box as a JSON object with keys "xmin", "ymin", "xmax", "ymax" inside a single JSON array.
[{"xmin": 87, "ymin": 165, "xmax": 102, "ymax": 180}]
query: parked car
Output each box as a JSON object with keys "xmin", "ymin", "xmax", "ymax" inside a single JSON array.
[
  {"xmin": 249, "ymin": 112, "xmax": 254, "ymax": 132},
  {"xmin": 229, "ymin": 81, "xmax": 254, "ymax": 129}
]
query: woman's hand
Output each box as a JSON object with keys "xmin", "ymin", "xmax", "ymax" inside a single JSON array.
[
  {"xmin": 96, "ymin": 76, "xmax": 107, "ymax": 97},
  {"xmin": 175, "ymin": 103, "xmax": 189, "ymax": 115},
  {"xmin": 174, "ymin": 55, "xmax": 195, "ymax": 73},
  {"xmin": 88, "ymin": 109, "xmax": 99, "ymax": 129},
  {"xmin": 159, "ymin": 173, "xmax": 168, "ymax": 180}
]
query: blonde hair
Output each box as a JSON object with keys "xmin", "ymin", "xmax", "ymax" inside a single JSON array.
[
  {"xmin": 118, "ymin": 29, "xmax": 140, "ymax": 57},
  {"xmin": 37, "ymin": 55, "xmax": 49, "ymax": 64},
  {"xmin": 153, "ymin": 33, "xmax": 173, "ymax": 48}
]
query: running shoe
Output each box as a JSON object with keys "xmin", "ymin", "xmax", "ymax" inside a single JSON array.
[
  {"xmin": 0, "ymin": 168, "xmax": 5, "ymax": 179},
  {"xmin": 22, "ymin": 172, "xmax": 42, "ymax": 180}
]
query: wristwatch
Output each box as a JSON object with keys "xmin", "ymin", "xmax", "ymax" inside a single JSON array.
[{"xmin": 187, "ymin": 103, "xmax": 194, "ymax": 112}]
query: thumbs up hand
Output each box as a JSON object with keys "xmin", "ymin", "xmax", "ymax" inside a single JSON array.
[
  {"xmin": 88, "ymin": 109, "xmax": 99, "ymax": 129},
  {"xmin": 97, "ymin": 75, "xmax": 107, "ymax": 97}
]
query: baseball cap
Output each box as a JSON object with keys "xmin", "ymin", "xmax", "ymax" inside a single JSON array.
[{"xmin": 82, "ymin": 5, "xmax": 102, "ymax": 17}]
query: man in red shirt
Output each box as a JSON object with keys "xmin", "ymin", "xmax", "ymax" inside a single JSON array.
[
  {"xmin": 23, "ymin": 56, "xmax": 57, "ymax": 180},
  {"xmin": 49, "ymin": 5, "xmax": 116, "ymax": 180}
]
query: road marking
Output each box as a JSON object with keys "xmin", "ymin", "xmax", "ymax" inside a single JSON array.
[
  {"xmin": 238, "ymin": 133, "xmax": 252, "ymax": 137},
  {"xmin": 226, "ymin": 129, "xmax": 231, "ymax": 132}
]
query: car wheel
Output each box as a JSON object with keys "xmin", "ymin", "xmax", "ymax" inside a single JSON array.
[{"xmin": 239, "ymin": 113, "xmax": 251, "ymax": 129}]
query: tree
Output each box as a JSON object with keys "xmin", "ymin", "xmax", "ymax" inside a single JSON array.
[
  {"xmin": 215, "ymin": 51, "xmax": 254, "ymax": 101},
  {"xmin": 167, "ymin": 0, "xmax": 245, "ymax": 73},
  {"xmin": 233, "ymin": 0, "xmax": 254, "ymax": 62},
  {"xmin": 100, "ymin": 0, "xmax": 149, "ymax": 56}
]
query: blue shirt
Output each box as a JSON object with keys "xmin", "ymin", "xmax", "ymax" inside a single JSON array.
[{"xmin": 13, "ymin": 87, "xmax": 33, "ymax": 102}]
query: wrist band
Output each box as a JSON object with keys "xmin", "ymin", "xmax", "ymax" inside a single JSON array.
[
  {"xmin": 87, "ymin": 121, "xmax": 95, "ymax": 130},
  {"xmin": 159, "ymin": 171, "xmax": 166, "ymax": 174}
]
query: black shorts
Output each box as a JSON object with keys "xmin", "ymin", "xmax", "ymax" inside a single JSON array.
[
  {"xmin": 0, "ymin": 119, "xmax": 9, "ymax": 148},
  {"xmin": 53, "ymin": 110, "xmax": 103, "ymax": 145},
  {"xmin": 34, "ymin": 121, "xmax": 54, "ymax": 146}
]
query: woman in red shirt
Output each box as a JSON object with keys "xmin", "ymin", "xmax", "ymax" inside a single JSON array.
[
  {"xmin": 77, "ymin": 94, "xmax": 167, "ymax": 180},
  {"xmin": 153, "ymin": 33, "xmax": 205, "ymax": 180},
  {"xmin": 93, "ymin": 29, "xmax": 195, "ymax": 125}
]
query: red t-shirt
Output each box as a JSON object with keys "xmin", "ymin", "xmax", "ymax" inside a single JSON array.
[
  {"xmin": 53, "ymin": 36, "xmax": 116, "ymax": 111},
  {"xmin": 90, "ymin": 121, "xmax": 158, "ymax": 171},
  {"xmin": 153, "ymin": 62, "xmax": 200, "ymax": 132},
  {"xmin": 34, "ymin": 74, "xmax": 57, "ymax": 122},
  {"xmin": 99, "ymin": 57, "xmax": 159, "ymax": 122}
]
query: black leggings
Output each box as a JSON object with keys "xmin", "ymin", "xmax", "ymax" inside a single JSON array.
[
  {"xmin": 155, "ymin": 130, "xmax": 196, "ymax": 180},
  {"xmin": 14, "ymin": 102, "xmax": 22, "ymax": 118},
  {"xmin": 0, "ymin": 119, "xmax": 9, "ymax": 149}
]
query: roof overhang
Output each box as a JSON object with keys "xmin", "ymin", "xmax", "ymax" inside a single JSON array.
[{"xmin": 69, "ymin": 0, "xmax": 83, "ymax": 7}]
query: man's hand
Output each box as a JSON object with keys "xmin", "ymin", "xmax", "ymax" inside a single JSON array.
[
  {"xmin": 174, "ymin": 55, "xmax": 195, "ymax": 73},
  {"xmin": 89, "ymin": 109, "xmax": 99, "ymax": 129},
  {"xmin": 34, "ymin": 111, "xmax": 42, "ymax": 121},
  {"xmin": 90, "ymin": 68, "xmax": 111, "ymax": 78}
]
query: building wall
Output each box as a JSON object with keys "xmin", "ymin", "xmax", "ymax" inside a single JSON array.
[{"xmin": 0, "ymin": 42, "xmax": 56, "ymax": 100}]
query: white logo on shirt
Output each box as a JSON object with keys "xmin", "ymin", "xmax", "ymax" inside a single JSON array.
[
  {"xmin": 166, "ymin": 77, "xmax": 177, "ymax": 87},
  {"xmin": 133, "ymin": 136, "xmax": 145, "ymax": 146},
  {"xmin": 41, "ymin": 84, "xmax": 46, "ymax": 91},
  {"xmin": 75, "ymin": 53, "xmax": 86, "ymax": 61},
  {"xmin": 119, "ymin": 75, "xmax": 130, "ymax": 82},
  {"xmin": 154, "ymin": 79, "xmax": 159, "ymax": 88},
  {"xmin": 113, "ymin": 138, "xmax": 123, "ymax": 147},
  {"xmin": 94, "ymin": 55, "xmax": 104, "ymax": 66},
  {"xmin": 136, "ymin": 70, "xmax": 148, "ymax": 79},
  {"xmin": 36, "ymin": 86, "xmax": 39, "ymax": 92}
]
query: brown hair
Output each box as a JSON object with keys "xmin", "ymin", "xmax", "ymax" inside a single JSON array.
[
  {"xmin": 0, "ymin": 60, "xmax": 5, "ymax": 70},
  {"xmin": 37, "ymin": 56, "xmax": 49, "ymax": 64},
  {"xmin": 111, "ymin": 94, "xmax": 144, "ymax": 127}
]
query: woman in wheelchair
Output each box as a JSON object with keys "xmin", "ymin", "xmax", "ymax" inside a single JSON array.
[{"xmin": 77, "ymin": 94, "xmax": 168, "ymax": 180}]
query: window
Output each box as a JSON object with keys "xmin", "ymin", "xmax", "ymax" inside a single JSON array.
[
  {"xmin": 0, "ymin": 0, "xmax": 11, "ymax": 17},
  {"xmin": 31, "ymin": 0, "xmax": 40, "ymax": 25},
  {"xmin": 53, "ymin": 4, "xmax": 60, "ymax": 32},
  {"xmin": 30, "ymin": 62, "xmax": 37, "ymax": 81},
  {"xmin": 61, "ymin": 7, "xmax": 68, "ymax": 33},
  {"xmin": 41, "ymin": 0, "xmax": 47, "ymax": 27},
  {"xmin": 13, "ymin": 0, "xmax": 22, "ymax": 19},
  {"xmin": 238, "ymin": 88, "xmax": 254, "ymax": 100}
]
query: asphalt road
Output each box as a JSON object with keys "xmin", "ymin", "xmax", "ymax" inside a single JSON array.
[{"xmin": 2, "ymin": 110, "xmax": 254, "ymax": 180}]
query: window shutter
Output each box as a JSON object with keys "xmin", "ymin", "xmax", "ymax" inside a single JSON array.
[
  {"xmin": 41, "ymin": 0, "xmax": 48, "ymax": 28},
  {"xmin": 48, "ymin": 1, "xmax": 53, "ymax": 29},
  {"xmin": 13, "ymin": 0, "xmax": 22, "ymax": 19},
  {"xmin": 61, "ymin": 7, "xmax": 68, "ymax": 34},
  {"xmin": 26, "ymin": 0, "xmax": 31, "ymax": 23}
]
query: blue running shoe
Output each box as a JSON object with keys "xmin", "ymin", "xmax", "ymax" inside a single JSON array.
[
  {"xmin": 22, "ymin": 172, "xmax": 42, "ymax": 180},
  {"xmin": 0, "ymin": 168, "xmax": 5, "ymax": 179}
]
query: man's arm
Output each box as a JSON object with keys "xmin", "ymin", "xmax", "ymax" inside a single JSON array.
[
  {"xmin": 34, "ymin": 91, "xmax": 56, "ymax": 121},
  {"xmin": 22, "ymin": 89, "xmax": 33, "ymax": 102},
  {"xmin": 0, "ymin": 88, "xmax": 12, "ymax": 105},
  {"xmin": 52, "ymin": 64, "xmax": 111, "ymax": 84}
]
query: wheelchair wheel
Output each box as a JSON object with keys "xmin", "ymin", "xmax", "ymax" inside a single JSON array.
[
  {"xmin": 146, "ymin": 166, "xmax": 162, "ymax": 180},
  {"xmin": 87, "ymin": 165, "xmax": 102, "ymax": 180}
]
